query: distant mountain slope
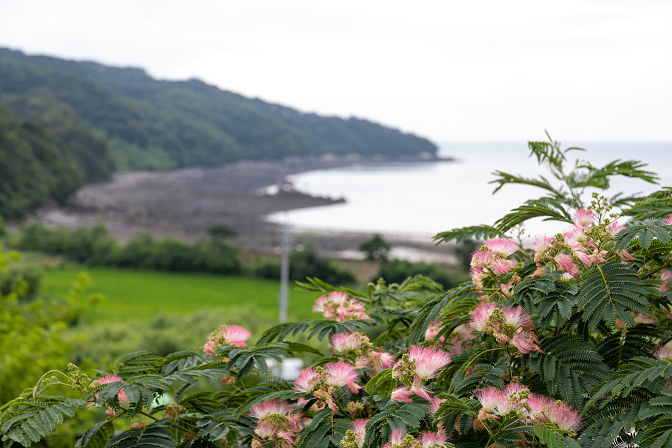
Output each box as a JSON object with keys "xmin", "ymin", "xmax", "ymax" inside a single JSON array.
[
  {"xmin": 0, "ymin": 47, "xmax": 437, "ymax": 172},
  {"xmin": 0, "ymin": 105, "xmax": 83, "ymax": 217}
]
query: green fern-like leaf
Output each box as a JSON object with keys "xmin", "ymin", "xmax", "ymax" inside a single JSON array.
[
  {"xmin": 432, "ymin": 225, "xmax": 505, "ymax": 245},
  {"xmin": 578, "ymin": 261, "xmax": 656, "ymax": 332}
]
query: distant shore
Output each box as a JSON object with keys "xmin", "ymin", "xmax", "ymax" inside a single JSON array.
[{"xmin": 32, "ymin": 155, "xmax": 458, "ymax": 262}]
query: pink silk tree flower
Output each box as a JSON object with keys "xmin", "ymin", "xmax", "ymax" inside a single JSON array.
[
  {"xmin": 588, "ymin": 248, "xmax": 608, "ymax": 265},
  {"xmin": 221, "ymin": 325, "xmax": 252, "ymax": 347},
  {"xmin": 532, "ymin": 234, "xmax": 554, "ymax": 254},
  {"xmin": 545, "ymin": 400, "xmax": 583, "ymax": 433},
  {"xmin": 382, "ymin": 428, "xmax": 408, "ymax": 448},
  {"xmin": 249, "ymin": 399, "xmax": 294, "ymax": 419},
  {"xmin": 390, "ymin": 386, "xmax": 414, "ymax": 403},
  {"xmin": 294, "ymin": 367, "xmax": 320, "ymax": 394},
  {"xmin": 352, "ymin": 419, "xmax": 368, "ymax": 448},
  {"xmin": 574, "ymin": 250, "xmax": 592, "ymax": 266},
  {"xmin": 470, "ymin": 302, "xmax": 497, "ymax": 332},
  {"xmin": 476, "ymin": 387, "xmax": 506, "ymax": 416},
  {"xmin": 203, "ymin": 340, "xmax": 217, "ymax": 356},
  {"xmin": 607, "ymin": 221, "xmax": 626, "ymax": 237},
  {"xmin": 573, "ymin": 209, "xmax": 595, "ymax": 228},
  {"xmin": 94, "ymin": 375, "xmax": 129, "ymax": 404},
  {"xmin": 428, "ymin": 395, "xmax": 446, "ymax": 415},
  {"xmin": 406, "ymin": 346, "xmax": 451, "ymax": 381},
  {"xmin": 511, "ymin": 331, "xmax": 543, "ymax": 354},
  {"xmin": 368, "ymin": 350, "xmax": 395, "ymax": 372},
  {"xmin": 484, "ymin": 238, "xmax": 520, "ymax": 257},
  {"xmin": 425, "ymin": 320, "xmax": 443, "ymax": 342},
  {"xmin": 502, "ymin": 306, "xmax": 535, "ymax": 331},
  {"xmin": 655, "ymin": 346, "xmax": 672, "ymax": 360},
  {"xmin": 418, "ymin": 430, "xmax": 448, "ymax": 448},
  {"xmin": 330, "ymin": 332, "xmax": 369, "ymax": 353},
  {"xmin": 555, "ymin": 253, "xmax": 579, "ymax": 277},
  {"xmin": 313, "ymin": 291, "xmax": 370, "ymax": 322},
  {"xmin": 662, "ymin": 214, "xmax": 672, "ymax": 226},
  {"xmin": 323, "ymin": 362, "xmax": 361, "ymax": 393},
  {"xmin": 617, "ymin": 250, "xmax": 635, "ymax": 261},
  {"xmin": 491, "ymin": 258, "xmax": 517, "ymax": 276}
]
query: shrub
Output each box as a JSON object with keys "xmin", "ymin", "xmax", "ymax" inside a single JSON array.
[
  {"xmin": 6, "ymin": 138, "xmax": 672, "ymax": 448},
  {"xmin": 290, "ymin": 243, "xmax": 356, "ymax": 285}
]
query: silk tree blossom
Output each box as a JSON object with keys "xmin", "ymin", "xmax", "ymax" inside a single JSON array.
[
  {"xmin": 341, "ymin": 419, "xmax": 369, "ymax": 448},
  {"xmin": 554, "ymin": 253, "xmax": 579, "ymax": 277},
  {"xmin": 94, "ymin": 375, "xmax": 129, "ymax": 404},
  {"xmin": 607, "ymin": 220, "xmax": 626, "ymax": 237},
  {"xmin": 663, "ymin": 215, "xmax": 672, "ymax": 226},
  {"xmin": 470, "ymin": 303, "xmax": 543, "ymax": 354},
  {"xmin": 324, "ymin": 362, "xmax": 362, "ymax": 393},
  {"xmin": 382, "ymin": 428, "xmax": 419, "ymax": 448},
  {"xmin": 484, "ymin": 238, "xmax": 520, "ymax": 257},
  {"xmin": 391, "ymin": 346, "xmax": 451, "ymax": 402},
  {"xmin": 364, "ymin": 350, "xmax": 395, "ymax": 372},
  {"xmin": 204, "ymin": 324, "xmax": 251, "ymax": 355},
  {"xmin": 475, "ymin": 385, "xmax": 583, "ymax": 433},
  {"xmin": 294, "ymin": 367, "xmax": 320, "ymax": 394},
  {"xmin": 469, "ymin": 244, "xmax": 518, "ymax": 286},
  {"xmin": 330, "ymin": 332, "xmax": 370, "ymax": 353},
  {"xmin": 312, "ymin": 291, "xmax": 369, "ymax": 322},
  {"xmin": 390, "ymin": 386, "xmax": 414, "ymax": 403},
  {"xmin": 574, "ymin": 209, "xmax": 595, "ymax": 228},
  {"xmin": 249, "ymin": 400, "xmax": 305, "ymax": 448},
  {"xmin": 417, "ymin": 430, "xmax": 448, "ymax": 448},
  {"xmin": 655, "ymin": 346, "xmax": 672, "ymax": 360},
  {"xmin": 405, "ymin": 346, "xmax": 451, "ymax": 381}
]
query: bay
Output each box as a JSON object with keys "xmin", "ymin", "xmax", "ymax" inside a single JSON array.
[{"xmin": 267, "ymin": 142, "xmax": 672, "ymax": 239}]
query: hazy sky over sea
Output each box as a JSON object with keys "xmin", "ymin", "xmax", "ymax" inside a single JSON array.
[{"xmin": 1, "ymin": 0, "xmax": 670, "ymax": 143}]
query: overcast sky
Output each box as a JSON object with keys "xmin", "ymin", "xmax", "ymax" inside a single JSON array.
[{"xmin": 1, "ymin": 0, "xmax": 670, "ymax": 143}]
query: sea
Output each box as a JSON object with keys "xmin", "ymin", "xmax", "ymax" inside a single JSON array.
[{"xmin": 267, "ymin": 142, "xmax": 672, "ymax": 241}]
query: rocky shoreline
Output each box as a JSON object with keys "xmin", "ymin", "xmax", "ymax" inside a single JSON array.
[{"xmin": 33, "ymin": 157, "xmax": 458, "ymax": 263}]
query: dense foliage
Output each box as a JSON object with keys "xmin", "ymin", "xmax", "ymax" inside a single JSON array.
[
  {"xmin": 5, "ymin": 139, "xmax": 672, "ymax": 448},
  {"xmin": 0, "ymin": 47, "xmax": 437, "ymax": 173},
  {"xmin": 13, "ymin": 223, "xmax": 242, "ymax": 275},
  {"xmin": 0, "ymin": 105, "xmax": 83, "ymax": 217}
]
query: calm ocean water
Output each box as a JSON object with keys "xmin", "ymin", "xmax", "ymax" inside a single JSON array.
[{"xmin": 267, "ymin": 142, "xmax": 672, "ymax": 239}]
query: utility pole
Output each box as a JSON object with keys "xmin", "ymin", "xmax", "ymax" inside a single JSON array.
[{"xmin": 278, "ymin": 220, "xmax": 290, "ymax": 323}]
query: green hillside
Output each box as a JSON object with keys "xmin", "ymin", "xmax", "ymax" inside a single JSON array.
[
  {"xmin": 0, "ymin": 47, "xmax": 437, "ymax": 172},
  {"xmin": 0, "ymin": 105, "xmax": 83, "ymax": 217}
]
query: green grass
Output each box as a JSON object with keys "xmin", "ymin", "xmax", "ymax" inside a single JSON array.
[{"xmin": 40, "ymin": 267, "xmax": 320, "ymax": 323}]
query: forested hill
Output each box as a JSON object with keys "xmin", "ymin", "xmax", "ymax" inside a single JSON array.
[{"xmin": 0, "ymin": 47, "xmax": 438, "ymax": 173}]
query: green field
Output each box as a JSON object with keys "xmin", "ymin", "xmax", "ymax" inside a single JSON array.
[{"xmin": 40, "ymin": 267, "xmax": 320, "ymax": 323}]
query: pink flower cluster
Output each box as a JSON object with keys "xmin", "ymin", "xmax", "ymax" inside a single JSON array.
[
  {"xmin": 329, "ymin": 332, "xmax": 395, "ymax": 373},
  {"xmin": 475, "ymin": 384, "xmax": 582, "ymax": 433},
  {"xmin": 532, "ymin": 209, "xmax": 630, "ymax": 280},
  {"xmin": 391, "ymin": 346, "xmax": 451, "ymax": 404},
  {"xmin": 94, "ymin": 375, "xmax": 129, "ymax": 404},
  {"xmin": 203, "ymin": 325, "xmax": 251, "ymax": 356},
  {"xmin": 313, "ymin": 291, "xmax": 370, "ymax": 322},
  {"xmin": 381, "ymin": 428, "xmax": 448, "ymax": 448},
  {"xmin": 469, "ymin": 238, "xmax": 520, "ymax": 287},
  {"xmin": 249, "ymin": 400, "xmax": 306, "ymax": 448},
  {"xmin": 425, "ymin": 321, "xmax": 475, "ymax": 356},
  {"xmin": 294, "ymin": 362, "xmax": 362, "ymax": 412},
  {"xmin": 341, "ymin": 419, "xmax": 369, "ymax": 448},
  {"xmin": 470, "ymin": 302, "xmax": 543, "ymax": 354}
]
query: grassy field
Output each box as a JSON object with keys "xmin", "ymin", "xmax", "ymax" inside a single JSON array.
[{"xmin": 40, "ymin": 267, "xmax": 321, "ymax": 323}]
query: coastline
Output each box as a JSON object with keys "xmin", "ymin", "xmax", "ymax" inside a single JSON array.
[{"xmin": 31, "ymin": 155, "xmax": 459, "ymax": 263}]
